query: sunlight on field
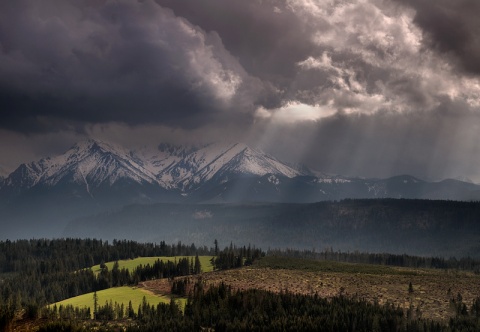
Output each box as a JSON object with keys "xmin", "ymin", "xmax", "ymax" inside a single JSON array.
[
  {"xmin": 52, "ymin": 256, "xmax": 209, "ymax": 317},
  {"xmin": 91, "ymin": 256, "xmax": 214, "ymax": 274},
  {"xmin": 51, "ymin": 286, "xmax": 173, "ymax": 315}
]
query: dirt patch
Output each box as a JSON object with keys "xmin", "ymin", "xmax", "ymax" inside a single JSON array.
[
  {"xmin": 141, "ymin": 267, "xmax": 480, "ymax": 321},
  {"xmin": 139, "ymin": 279, "xmax": 172, "ymax": 296}
]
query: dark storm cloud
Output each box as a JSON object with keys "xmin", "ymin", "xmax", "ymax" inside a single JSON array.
[
  {"xmin": 393, "ymin": 0, "xmax": 480, "ymax": 74},
  {"xmin": 155, "ymin": 0, "xmax": 315, "ymax": 90},
  {"xmin": 1, "ymin": 0, "xmax": 480, "ymax": 182},
  {"xmin": 0, "ymin": 0, "xmax": 259, "ymax": 132}
]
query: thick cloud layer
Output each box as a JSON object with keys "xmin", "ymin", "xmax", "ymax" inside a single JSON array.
[
  {"xmin": 0, "ymin": 0, "xmax": 261, "ymax": 131},
  {"xmin": 1, "ymin": 0, "xmax": 480, "ymax": 182},
  {"xmin": 393, "ymin": 0, "xmax": 480, "ymax": 74}
]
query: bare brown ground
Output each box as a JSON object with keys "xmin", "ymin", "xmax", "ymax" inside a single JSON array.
[{"xmin": 140, "ymin": 267, "xmax": 480, "ymax": 321}]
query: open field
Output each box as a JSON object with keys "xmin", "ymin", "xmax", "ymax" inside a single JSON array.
[
  {"xmin": 51, "ymin": 256, "xmax": 212, "ymax": 316},
  {"xmin": 52, "ymin": 286, "xmax": 172, "ymax": 315},
  {"xmin": 91, "ymin": 256, "xmax": 214, "ymax": 274},
  {"xmin": 143, "ymin": 257, "xmax": 480, "ymax": 321}
]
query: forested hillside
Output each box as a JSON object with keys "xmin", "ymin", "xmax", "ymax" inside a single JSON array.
[
  {"xmin": 1, "ymin": 239, "xmax": 480, "ymax": 331},
  {"xmin": 64, "ymin": 199, "xmax": 480, "ymax": 257}
]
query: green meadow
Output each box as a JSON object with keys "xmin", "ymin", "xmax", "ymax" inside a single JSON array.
[
  {"xmin": 50, "ymin": 256, "xmax": 213, "ymax": 316},
  {"xmin": 91, "ymin": 256, "xmax": 214, "ymax": 274},
  {"xmin": 51, "ymin": 286, "xmax": 185, "ymax": 316}
]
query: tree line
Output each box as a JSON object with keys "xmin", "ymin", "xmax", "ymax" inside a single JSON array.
[
  {"xmin": 0, "ymin": 238, "xmax": 213, "ymax": 274},
  {"xmin": 211, "ymin": 242, "xmax": 263, "ymax": 270},
  {"xmin": 267, "ymin": 247, "xmax": 480, "ymax": 272},
  {"xmin": 39, "ymin": 281, "xmax": 480, "ymax": 331},
  {"xmin": 0, "ymin": 239, "xmax": 214, "ymax": 331},
  {"xmin": 0, "ymin": 238, "xmax": 264, "ymax": 330}
]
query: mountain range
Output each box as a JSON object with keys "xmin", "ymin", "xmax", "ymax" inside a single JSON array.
[
  {"xmin": 1, "ymin": 139, "xmax": 480, "ymax": 240},
  {"xmin": 1, "ymin": 139, "xmax": 480, "ymax": 204},
  {"xmin": 0, "ymin": 139, "xmax": 309, "ymax": 204}
]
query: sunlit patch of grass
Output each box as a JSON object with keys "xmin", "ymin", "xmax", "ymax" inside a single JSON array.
[
  {"xmin": 50, "ymin": 286, "xmax": 173, "ymax": 317},
  {"xmin": 91, "ymin": 256, "xmax": 214, "ymax": 274}
]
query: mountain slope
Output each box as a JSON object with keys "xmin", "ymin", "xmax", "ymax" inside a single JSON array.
[
  {"xmin": 138, "ymin": 142, "xmax": 306, "ymax": 191},
  {"xmin": 1, "ymin": 140, "xmax": 480, "ymax": 204},
  {"xmin": 1, "ymin": 140, "xmax": 163, "ymax": 196},
  {"xmin": 1, "ymin": 139, "xmax": 480, "ymax": 240},
  {"xmin": 63, "ymin": 199, "xmax": 480, "ymax": 258}
]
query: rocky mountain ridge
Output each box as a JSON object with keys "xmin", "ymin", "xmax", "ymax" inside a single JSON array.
[
  {"xmin": 1, "ymin": 139, "xmax": 480, "ymax": 240},
  {"xmin": 1, "ymin": 139, "xmax": 480, "ymax": 204}
]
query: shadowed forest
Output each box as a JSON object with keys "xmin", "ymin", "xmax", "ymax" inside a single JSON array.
[
  {"xmin": 61, "ymin": 199, "xmax": 480, "ymax": 258},
  {"xmin": 1, "ymin": 239, "xmax": 480, "ymax": 331}
]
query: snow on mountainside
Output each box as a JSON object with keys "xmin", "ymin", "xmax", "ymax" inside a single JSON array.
[
  {"xmin": 1, "ymin": 140, "xmax": 307, "ymax": 195},
  {"xmin": 4, "ymin": 139, "xmax": 479, "ymax": 205},
  {"xmin": 4, "ymin": 140, "xmax": 480, "ymax": 241},
  {"xmin": 155, "ymin": 143, "xmax": 305, "ymax": 190},
  {"xmin": 137, "ymin": 143, "xmax": 196, "ymax": 177},
  {"xmin": 2, "ymin": 140, "xmax": 160, "ymax": 195}
]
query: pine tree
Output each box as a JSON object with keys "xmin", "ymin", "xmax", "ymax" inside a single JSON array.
[
  {"xmin": 128, "ymin": 300, "xmax": 135, "ymax": 318},
  {"xmin": 194, "ymin": 254, "xmax": 201, "ymax": 274},
  {"xmin": 93, "ymin": 291, "xmax": 98, "ymax": 320}
]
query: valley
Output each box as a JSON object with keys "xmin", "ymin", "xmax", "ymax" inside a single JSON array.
[
  {"xmin": 2, "ymin": 139, "xmax": 480, "ymax": 248},
  {"xmin": 2, "ymin": 140, "xmax": 480, "ymax": 330},
  {"xmin": 3, "ymin": 0, "xmax": 480, "ymax": 330}
]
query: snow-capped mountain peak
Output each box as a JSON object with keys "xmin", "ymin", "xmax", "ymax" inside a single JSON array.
[
  {"xmin": 2, "ymin": 139, "xmax": 162, "ymax": 196},
  {"xmin": 2, "ymin": 140, "xmax": 480, "ymax": 208},
  {"xmin": 1, "ymin": 140, "xmax": 308, "ymax": 196},
  {"xmin": 152, "ymin": 142, "xmax": 305, "ymax": 190}
]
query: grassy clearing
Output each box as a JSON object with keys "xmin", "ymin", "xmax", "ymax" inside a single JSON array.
[
  {"xmin": 254, "ymin": 256, "xmax": 419, "ymax": 275},
  {"xmin": 91, "ymin": 256, "xmax": 214, "ymax": 274},
  {"xmin": 54, "ymin": 256, "xmax": 210, "ymax": 316},
  {"xmin": 51, "ymin": 286, "xmax": 173, "ymax": 315}
]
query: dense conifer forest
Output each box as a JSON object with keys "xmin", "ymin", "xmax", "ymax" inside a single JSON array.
[
  {"xmin": 65, "ymin": 199, "xmax": 480, "ymax": 258},
  {"xmin": 1, "ymin": 238, "xmax": 480, "ymax": 331}
]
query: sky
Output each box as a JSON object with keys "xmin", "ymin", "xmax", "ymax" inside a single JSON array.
[{"xmin": 1, "ymin": 0, "xmax": 480, "ymax": 182}]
